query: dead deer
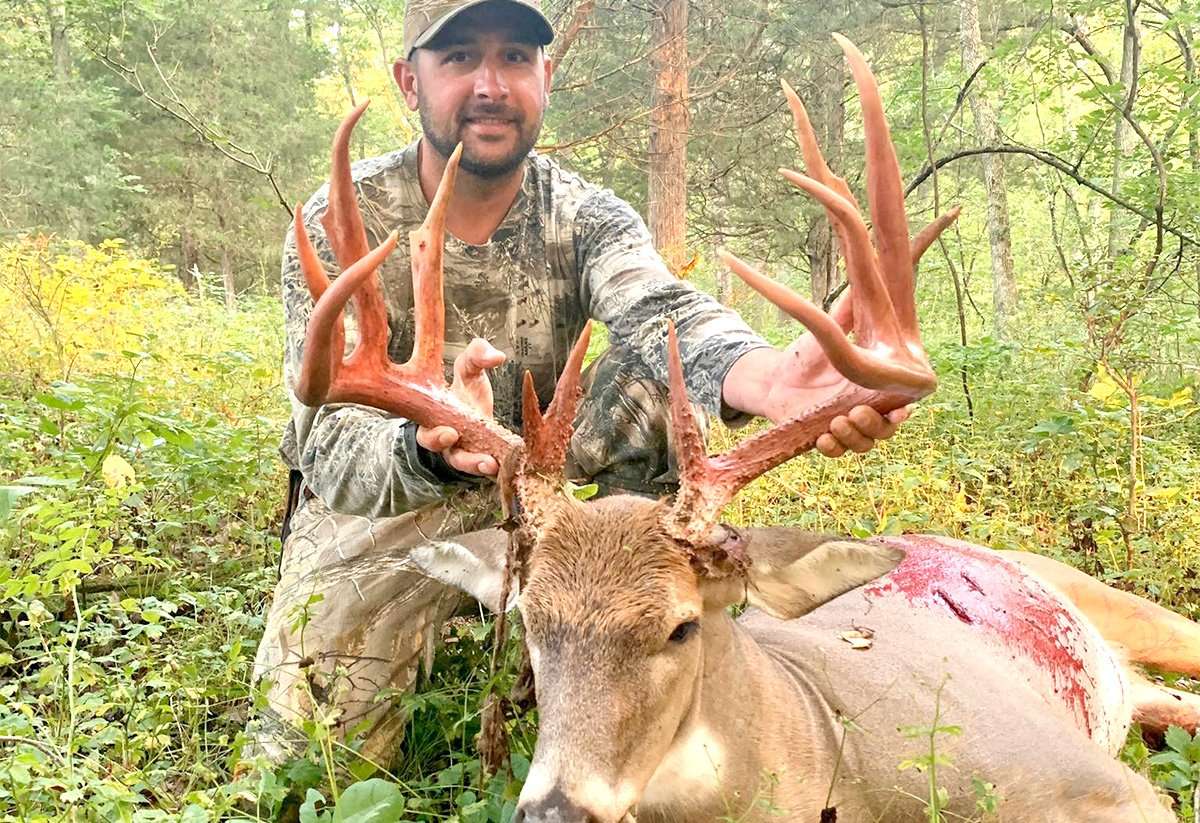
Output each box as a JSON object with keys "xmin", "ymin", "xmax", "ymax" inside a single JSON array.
[{"xmin": 291, "ymin": 35, "xmax": 1200, "ymax": 823}]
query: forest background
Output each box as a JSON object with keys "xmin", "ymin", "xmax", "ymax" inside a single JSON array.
[{"xmin": 1, "ymin": 0, "xmax": 1199, "ymax": 820}]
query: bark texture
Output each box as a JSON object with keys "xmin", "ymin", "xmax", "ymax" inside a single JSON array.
[
  {"xmin": 1108, "ymin": 7, "xmax": 1140, "ymax": 259},
  {"xmin": 647, "ymin": 0, "xmax": 689, "ymax": 274},
  {"xmin": 960, "ymin": 0, "xmax": 1017, "ymax": 331},
  {"xmin": 47, "ymin": 0, "xmax": 71, "ymax": 80},
  {"xmin": 804, "ymin": 51, "xmax": 845, "ymax": 308}
]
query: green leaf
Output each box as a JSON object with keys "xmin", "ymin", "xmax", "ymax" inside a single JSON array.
[
  {"xmin": 0, "ymin": 486, "xmax": 37, "ymax": 522},
  {"xmin": 1148, "ymin": 751, "xmax": 1190, "ymax": 771},
  {"xmin": 1164, "ymin": 725, "xmax": 1194, "ymax": 755},
  {"xmin": 299, "ymin": 788, "xmax": 331, "ymax": 823},
  {"xmin": 331, "ymin": 779, "xmax": 406, "ymax": 823},
  {"xmin": 179, "ymin": 805, "xmax": 211, "ymax": 823}
]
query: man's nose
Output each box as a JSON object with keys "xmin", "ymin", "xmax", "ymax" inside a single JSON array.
[{"xmin": 473, "ymin": 60, "xmax": 509, "ymax": 100}]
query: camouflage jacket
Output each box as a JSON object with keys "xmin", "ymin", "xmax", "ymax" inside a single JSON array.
[{"xmin": 280, "ymin": 140, "xmax": 768, "ymax": 518}]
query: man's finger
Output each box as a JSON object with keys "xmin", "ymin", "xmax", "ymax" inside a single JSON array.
[
  {"xmin": 847, "ymin": 405, "xmax": 898, "ymax": 441},
  {"xmin": 815, "ymin": 432, "xmax": 847, "ymax": 458},
  {"xmin": 885, "ymin": 405, "xmax": 912, "ymax": 425},
  {"xmin": 416, "ymin": 424, "xmax": 460, "ymax": 452},
  {"xmin": 830, "ymin": 415, "xmax": 875, "ymax": 454},
  {"xmin": 455, "ymin": 338, "xmax": 506, "ymax": 382},
  {"xmin": 445, "ymin": 448, "xmax": 499, "ymax": 477}
]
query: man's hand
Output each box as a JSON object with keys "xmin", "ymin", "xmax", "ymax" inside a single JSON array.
[
  {"xmin": 722, "ymin": 292, "xmax": 912, "ymax": 458},
  {"xmin": 416, "ymin": 338, "xmax": 506, "ymax": 477}
]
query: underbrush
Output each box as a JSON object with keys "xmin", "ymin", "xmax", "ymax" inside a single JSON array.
[{"xmin": 1, "ymin": 237, "xmax": 1197, "ymax": 821}]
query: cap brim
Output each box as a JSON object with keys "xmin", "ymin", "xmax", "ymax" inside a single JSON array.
[{"xmin": 410, "ymin": 0, "xmax": 555, "ymax": 58}]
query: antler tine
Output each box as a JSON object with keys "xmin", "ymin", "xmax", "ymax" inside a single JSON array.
[
  {"xmin": 833, "ymin": 33, "xmax": 916, "ymax": 336},
  {"xmin": 716, "ymin": 250, "xmax": 924, "ymax": 392},
  {"xmin": 776, "ymin": 169, "xmax": 905, "ymax": 349},
  {"xmin": 295, "ymin": 229, "xmax": 399, "ymax": 406},
  {"xmin": 516, "ymin": 322, "xmax": 594, "ymax": 533},
  {"xmin": 522, "ymin": 322, "xmax": 593, "ymax": 475},
  {"xmin": 781, "ymin": 78, "xmax": 862, "ymax": 232},
  {"xmin": 782, "ymin": 77, "xmax": 879, "ymax": 338},
  {"xmin": 665, "ymin": 321, "xmax": 738, "ymax": 542},
  {"xmin": 321, "ymin": 101, "xmax": 391, "ymax": 359},
  {"xmin": 294, "ymin": 203, "xmax": 332, "ymax": 302},
  {"xmin": 292, "ymin": 205, "xmax": 339, "ymax": 405},
  {"xmin": 407, "ymin": 143, "xmax": 463, "ymax": 381},
  {"xmin": 911, "ymin": 206, "xmax": 962, "ymax": 267},
  {"xmin": 323, "ymin": 101, "xmax": 372, "ymax": 269}
]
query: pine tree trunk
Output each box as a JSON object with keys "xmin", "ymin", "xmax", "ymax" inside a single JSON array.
[
  {"xmin": 960, "ymin": 0, "xmax": 1017, "ymax": 332},
  {"xmin": 647, "ymin": 0, "xmax": 689, "ymax": 274}
]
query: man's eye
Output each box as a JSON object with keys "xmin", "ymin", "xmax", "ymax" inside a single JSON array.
[
  {"xmin": 445, "ymin": 51, "xmax": 470, "ymax": 64},
  {"xmin": 506, "ymin": 50, "xmax": 530, "ymax": 63}
]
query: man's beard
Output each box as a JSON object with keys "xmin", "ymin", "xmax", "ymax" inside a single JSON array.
[{"xmin": 419, "ymin": 98, "xmax": 542, "ymax": 179}]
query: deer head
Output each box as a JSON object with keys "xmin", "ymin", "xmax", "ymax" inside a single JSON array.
[{"xmin": 295, "ymin": 35, "xmax": 958, "ymax": 823}]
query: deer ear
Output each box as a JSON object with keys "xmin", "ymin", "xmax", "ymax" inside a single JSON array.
[
  {"xmin": 408, "ymin": 528, "xmax": 516, "ymax": 614},
  {"xmin": 703, "ymin": 528, "xmax": 904, "ymax": 619}
]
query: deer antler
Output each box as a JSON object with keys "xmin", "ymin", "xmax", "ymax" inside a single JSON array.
[
  {"xmin": 293, "ymin": 102, "xmax": 590, "ymax": 526},
  {"xmin": 665, "ymin": 35, "xmax": 960, "ymax": 549}
]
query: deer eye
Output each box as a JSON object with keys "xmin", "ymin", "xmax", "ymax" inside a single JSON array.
[{"xmin": 668, "ymin": 620, "xmax": 699, "ymax": 644}]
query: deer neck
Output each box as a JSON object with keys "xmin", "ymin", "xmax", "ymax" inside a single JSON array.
[{"xmin": 638, "ymin": 608, "xmax": 837, "ymax": 821}]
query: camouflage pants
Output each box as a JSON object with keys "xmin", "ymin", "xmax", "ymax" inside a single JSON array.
[{"xmin": 244, "ymin": 345, "xmax": 708, "ymax": 767}]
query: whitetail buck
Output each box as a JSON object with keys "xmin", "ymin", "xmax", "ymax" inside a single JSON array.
[{"xmin": 292, "ymin": 35, "xmax": 1200, "ymax": 823}]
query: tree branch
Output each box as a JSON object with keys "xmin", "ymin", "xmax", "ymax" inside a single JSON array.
[
  {"xmin": 906, "ymin": 146, "xmax": 1196, "ymax": 248},
  {"xmin": 87, "ymin": 39, "xmax": 292, "ymax": 214}
]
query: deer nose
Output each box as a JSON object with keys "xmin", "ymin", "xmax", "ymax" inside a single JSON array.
[{"xmin": 513, "ymin": 786, "xmax": 604, "ymax": 823}]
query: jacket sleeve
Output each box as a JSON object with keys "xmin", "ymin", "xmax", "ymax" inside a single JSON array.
[
  {"xmin": 575, "ymin": 190, "xmax": 771, "ymax": 418},
  {"xmin": 279, "ymin": 211, "xmax": 477, "ymax": 518}
]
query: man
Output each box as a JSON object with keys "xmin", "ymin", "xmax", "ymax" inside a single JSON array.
[{"xmin": 246, "ymin": 0, "xmax": 907, "ymax": 768}]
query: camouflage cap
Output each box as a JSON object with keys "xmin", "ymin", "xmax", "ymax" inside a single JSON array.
[{"xmin": 403, "ymin": 0, "xmax": 554, "ymax": 60}]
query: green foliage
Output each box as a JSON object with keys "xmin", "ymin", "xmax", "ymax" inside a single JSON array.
[{"xmin": 0, "ymin": 238, "xmax": 281, "ymax": 822}]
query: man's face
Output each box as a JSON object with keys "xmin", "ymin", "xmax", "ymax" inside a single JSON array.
[{"xmin": 396, "ymin": 6, "xmax": 552, "ymax": 179}]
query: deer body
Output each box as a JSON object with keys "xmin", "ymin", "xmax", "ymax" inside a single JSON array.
[
  {"xmin": 498, "ymin": 498, "xmax": 1173, "ymax": 823},
  {"xmin": 638, "ymin": 542, "xmax": 1156, "ymax": 822}
]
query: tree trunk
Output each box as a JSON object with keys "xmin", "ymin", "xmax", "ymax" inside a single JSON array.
[
  {"xmin": 1177, "ymin": 22, "xmax": 1198, "ymax": 317},
  {"xmin": 960, "ymin": 0, "xmax": 1017, "ymax": 332},
  {"xmin": 1108, "ymin": 6, "xmax": 1139, "ymax": 259},
  {"xmin": 804, "ymin": 52, "xmax": 845, "ymax": 308},
  {"xmin": 647, "ymin": 0, "xmax": 689, "ymax": 274},
  {"xmin": 46, "ymin": 0, "xmax": 71, "ymax": 80},
  {"xmin": 217, "ymin": 211, "xmax": 236, "ymax": 310},
  {"xmin": 713, "ymin": 221, "xmax": 732, "ymax": 305},
  {"xmin": 178, "ymin": 224, "xmax": 199, "ymax": 291},
  {"xmin": 221, "ymin": 245, "xmax": 236, "ymax": 310}
]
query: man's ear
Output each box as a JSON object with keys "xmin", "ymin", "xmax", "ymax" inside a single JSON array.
[
  {"xmin": 408, "ymin": 527, "xmax": 514, "ymax": 613},
  {"xmin": 700, "ymin": 528, "xmax": 904, "ymax": 619},
  {"xmin": 542, "ymin": 52, "xmax": 553, "ymax": 100},
  {"xmin": 394, "ymin": 57, "xmax": 419, "ymax": 111}
]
